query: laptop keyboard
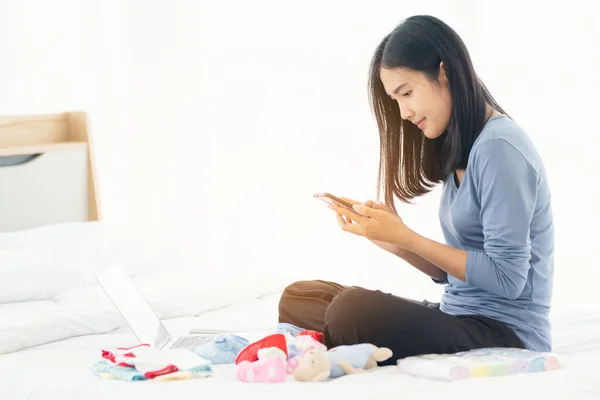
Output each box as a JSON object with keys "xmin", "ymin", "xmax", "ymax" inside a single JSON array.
[{"xmin": 171, "ymin": 335, "xmax": 214, "ymax": 350}]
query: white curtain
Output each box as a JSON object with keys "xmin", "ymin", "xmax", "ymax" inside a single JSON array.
[{"xmin": 3, "ymin": 0, "xmax": 599, "ymax": 303}]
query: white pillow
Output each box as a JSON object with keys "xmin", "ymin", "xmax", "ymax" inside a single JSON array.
[
  {"xmin": 0, "ymin": 249, "xmax": 87, "ymax": 304},
  {"xmin": 0, "ymin": 221, "xmax": 214, "ymax": 304}
]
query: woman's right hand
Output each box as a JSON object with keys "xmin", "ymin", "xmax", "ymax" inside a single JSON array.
[
  {"xmin": 335, "ymin": 197, "xmax": 446, "ymax": 282},
  {"xmin": 335, "ymin": 197, "xmax": 404, "ymax": 257}
]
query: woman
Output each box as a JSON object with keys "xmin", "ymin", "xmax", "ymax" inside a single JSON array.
[{"xmin": 278, "ymin": 15, "xmax": 554, "ymax": 365}]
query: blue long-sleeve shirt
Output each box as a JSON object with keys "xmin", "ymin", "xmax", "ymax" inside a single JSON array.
[{"xmin": 438, "ymin": 114, "xmax": 554, "ymax": 351}]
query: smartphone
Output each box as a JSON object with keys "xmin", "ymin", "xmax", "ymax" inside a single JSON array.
[{"xmin": 313, "ymin": 192, "xmax": 357, "ymax": 213}]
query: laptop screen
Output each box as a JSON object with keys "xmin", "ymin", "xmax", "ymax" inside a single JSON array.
[{"xmin": 96, "ymin": 265, "xmax": 169, "ymax": 348}]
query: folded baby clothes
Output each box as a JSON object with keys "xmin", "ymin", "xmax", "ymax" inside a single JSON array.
[
  {"xmin": 193, "ymin": 334, "xmax": 249, "ymax": 364},
  {"xmin": 92, "ymin": 360, "xmax": 148, "ymax": 381},
  {"xmin": 92, "ymin": 346, "xmax": 213, "ymax": 381},
  {"xmin": 133, "ymin": 348, "xmax": 213, "ymax": 379},
  {"xmin": 101, "ymin": 343, "xmax": 151, "ymax": 368}
]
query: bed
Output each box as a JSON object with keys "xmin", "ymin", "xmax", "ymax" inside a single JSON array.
[{"xmin": 1, "ymin": 112, "xmax": 599, "ymax": 399}]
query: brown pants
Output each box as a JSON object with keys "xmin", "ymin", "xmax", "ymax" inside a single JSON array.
[{"xmin": 278, "ymin": 280, "xmax": 525, "ymax": 366}]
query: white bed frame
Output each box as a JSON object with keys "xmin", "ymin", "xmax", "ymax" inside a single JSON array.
[{"xmin": 0, "ymin": 111, "xmax": 101, "ymax": 232}]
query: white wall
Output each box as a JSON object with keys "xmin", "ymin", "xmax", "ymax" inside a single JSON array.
[{"xmin": 2, "ymin": 0, "xmax": 599, "ymax": 306}]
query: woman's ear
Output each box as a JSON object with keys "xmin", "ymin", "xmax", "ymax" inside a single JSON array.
[{"xmin": 438, "ymin": 61, "xmax": 448, "ymax": 84}]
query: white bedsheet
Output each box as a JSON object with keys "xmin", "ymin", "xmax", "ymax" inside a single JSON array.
[
  {"xmin": 1, "ymin": 222, "xmax": 599, "ymax": 399},
  {"xmin": 1, "ymin": 294, "xmax": 599, "ymax": 400}
]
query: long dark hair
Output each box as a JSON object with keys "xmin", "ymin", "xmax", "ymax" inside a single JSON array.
[{"xmin": 369, "ymin": 15, "xmax": 506, "ymax": 209}]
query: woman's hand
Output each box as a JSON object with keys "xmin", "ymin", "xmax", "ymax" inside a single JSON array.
[
  {"xmin": 331, "ymin": 197, "xmax": 452, "ymax": 282},
  {"xmin": 334, "ymin": 199, "xmax": 404, "ymax": 256},
  {"xmin": 330, "ymin": 198, "xmax": 415, "ymax": 248},
  {"xmin": 330, "ymin": 197, "xmax": 402, "ymax": 257}
]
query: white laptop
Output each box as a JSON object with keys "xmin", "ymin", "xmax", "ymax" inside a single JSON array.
[{"xmin": 96, "ymin": 264, "xmax": 229, "ymax": 351}]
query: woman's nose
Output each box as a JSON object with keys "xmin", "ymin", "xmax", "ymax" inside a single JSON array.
[{"xmin": 398, "ymin": 103, "xmax": 414, "ymax": 120}]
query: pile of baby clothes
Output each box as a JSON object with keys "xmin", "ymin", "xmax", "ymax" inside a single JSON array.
[
  {"xmin": 92, "ymin": 343, "xmax": 213, "ymax": 381},
  {"xmin": 233, "ymin": 323, "xmax": 326, "ymax": 383},
  {"xmin": 91, "ymin": 324, "xmax": 325, "ymax": 383}
]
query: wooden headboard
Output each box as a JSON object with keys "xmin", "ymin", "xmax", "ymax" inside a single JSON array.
[{"xmin": 0, "ymin": 111, "xmax": 101, "ymax": 232}]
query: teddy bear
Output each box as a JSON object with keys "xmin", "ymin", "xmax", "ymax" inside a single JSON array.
[{"xmin": 293, "ymin": 343, "xmax": 393, "ymax": 381}]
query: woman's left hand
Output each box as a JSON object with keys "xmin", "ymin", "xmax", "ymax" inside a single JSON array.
[{"xmin": 329, "ymin": 202, "xmax": 415, "ymax": 247}]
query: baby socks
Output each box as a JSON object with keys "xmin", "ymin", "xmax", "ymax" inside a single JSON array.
[
  {"xmin": 235, "ymin": 346, "xmax": 288, "ymax": 383},
  {"xmin": 235, "ymin": 333, "xmax": 288, "ymax": 364}
]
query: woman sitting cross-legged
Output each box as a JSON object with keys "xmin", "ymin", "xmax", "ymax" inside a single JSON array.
[{"xmin": 278, "ymin": 15, "xmax": 554, "ymax": 366}]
